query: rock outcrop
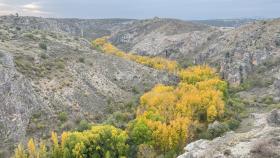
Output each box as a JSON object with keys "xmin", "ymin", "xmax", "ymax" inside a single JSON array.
[{"xmin": 178, "ymin": 109, "xmax": 280, "ymax": 158}]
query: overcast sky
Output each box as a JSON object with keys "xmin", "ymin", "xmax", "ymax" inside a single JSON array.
[{"xmin": 0, "ymin": 0, "xmax": 279, "ymax": 20}]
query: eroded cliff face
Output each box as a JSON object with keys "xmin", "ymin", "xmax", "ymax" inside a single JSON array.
[
  {"xmin": 0, "ymin": 52, "xmax": 47, "ymax": 148},
  {"xmin": 178, "ymin": 109, "xmax": 280, "ymax": 158},
  {"xmin": 196, "ymin": 20, "xmax": 280, "ymax": 87}
]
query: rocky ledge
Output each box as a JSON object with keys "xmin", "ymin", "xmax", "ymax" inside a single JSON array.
[{"xmin": 178, "ymin": 109, "xmax": 280, "ymax": 158}]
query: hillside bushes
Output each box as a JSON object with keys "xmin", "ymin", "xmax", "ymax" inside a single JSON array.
[{"xmin": 14, "ymin": 125, "xmax": 128, "ymax": 158}]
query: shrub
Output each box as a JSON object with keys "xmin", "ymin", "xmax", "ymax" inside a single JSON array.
[
  {"xmin": 105, "ymin": 111, "xmax": 131, "ymax": 128},
  {"xmin": 56, "ymin": 61, "xmax": 65, "ymax": 69},
  {"xmin": 275, "ymin": 39, "xmax": 280, "ymax": 47},
  {"xmin": 40, "ymin": 53, "xmax": 48, "ymax": 59},
  {"xmin": 39, "ymin": 42, "xmax": 47, "ymax": 50},
  {"xmin": 200, "ymin": 122, "xmax": 229, "ymax": 139},
  {"xmin": 136, "ymin": 144, "xmax": 156, "ymax": 158},
  {"xmin": 58, "ymin": 112, "xmax": 68, "ymax": 122},
  {"xmin": 77, "ymin": 120, "xmax": 90, "ymax": 132},
  {"xmin": 128, "ymin": 119, "xmax": 153, "ymax": 145},
  {"xmin": 262, "ymin": 96, "xmax": 274, "ymax": 105},
  {"xmin": 23, "ymin": 33, "xmax": 36, "ymax": 40},
  {"xmin": 251, "ymin": 138, "xmax": 280, "ymax": 158},
  {"xmin": 132, "ymin": 86, "xmax": 140, "ymax": 94},
  {"xmin": 225, "ymin": 119, "xmax": 240, "ymax": 130},
  {"xmin": 78, "ymin": 57, "xmax": 85, "ymax": 63}
]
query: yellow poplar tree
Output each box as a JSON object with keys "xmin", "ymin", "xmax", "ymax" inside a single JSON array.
[
  {"xmin": 27, "ymin": 138, "xmax": 36, "ymax": 158},
  {"xmin": 14, "ymin": 144, "xmax": 27, "ymax": 158}
]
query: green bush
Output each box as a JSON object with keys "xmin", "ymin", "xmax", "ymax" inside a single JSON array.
[
  {"xmin": 40, "ymin": 53, "xmax": 48, "ymax": 59},
  {"xmin": 276, "ymin": 39, "xmax": 280, "ymax": 47},
  {"xmin": 58, "ymin": 112, "xmax": 68, "ymax": 122},
  {"xmin": 105, "ymin": 111, "xmax": 131, "ymax": 128},
  {"xmin": 78, "ymin": 57, "xmax": 85, "ymax": 63},
  {"xmin": 56, "ymin": 61, "xmax": 65, "ymax": 69},
  {"xmin": 128, "ymin": 119, "xmax": 153, "ymax": 145},
  {"xmin": 132, "ymin": 86, "xmax": 140, "ymax": 94},
  {"xmin": 225, "ymin": 119, "xmax": 240, "ymax": 130},
  {"xmin": 39, "ymin": 42, "xmax": 47, "ymax": 50},
  {"xmin": 77, "ymin": 120, "xmax": 90, "ymax": 132},
  {"xmin": 262, "ymin": 96, "xmax": 274, "ymax": 105},
  {"xmin": 199, "ymin": 122, "xmax": 229, "ymax": 139}
]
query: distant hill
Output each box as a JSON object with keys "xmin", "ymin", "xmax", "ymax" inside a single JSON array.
[{"xmin": 193, "ymin": 19, "xmax": 257, "ymax": 27}]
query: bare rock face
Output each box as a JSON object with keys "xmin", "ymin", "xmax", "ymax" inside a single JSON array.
[
  {"xmin": 0, "ymin": 52, "xmax": 49, "ymax": 153},
  {"xmin": 195, "ymin": 20, "xmax": 280, "ymax": 87},
  {"xmin": 178, "ymin": 110, "xmax": 280, "ymax": 158},
  {"xmin": 267, "ymin": 109, "xmax": 280, "ymax": 126}
]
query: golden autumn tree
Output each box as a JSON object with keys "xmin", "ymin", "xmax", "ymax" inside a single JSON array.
[
  {"xmin": 27, "ymin": 139, "xmax": 36, "ymax": 158},
  {"xmin": 38, "ymin": 142, "xmax": 47, "ymax": 158},
  {"xmin": 14, "ymin": 144, "xmax": 27, "ymax": 158},
  {"xmin": 129, "ymin": 65, "xmax": 227, "ymax": 157}
]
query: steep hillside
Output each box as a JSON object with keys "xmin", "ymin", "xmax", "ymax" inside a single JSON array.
[
  {"xmin": 0, "ymin": 16, "xmax": 176, "ymax": 156},
  {"xmin": 194, "ymin": 19, "xmax": 280, "ymax": 110}
]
